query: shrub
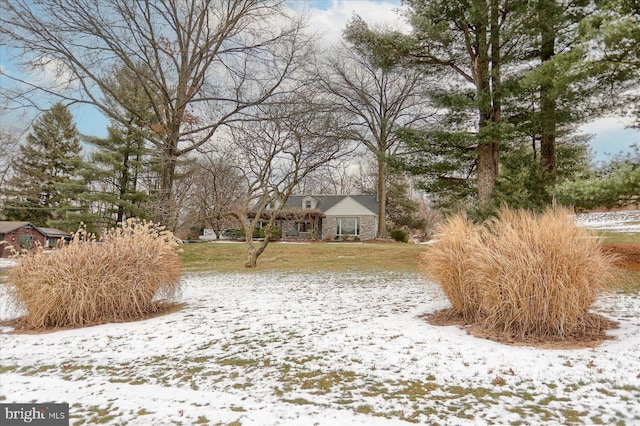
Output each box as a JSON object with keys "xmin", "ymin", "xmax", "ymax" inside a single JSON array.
[
  {"xmin": 422, "ymin": 206, "xmax": 619, "ymax": 340},
  {"xmin": 239, "ymin": 226, "xmax": 282, "ymax": 240},
  {"xmin": 390, "ymin": 228, "xmax": 409, "ymax": 243},
  {"xmin": 258, "ymin": 225, "xmax": 282, "ymax": 240},
  {"xmin": 6, "ymin": 219, "xmax": 182, "ymax": 329}
]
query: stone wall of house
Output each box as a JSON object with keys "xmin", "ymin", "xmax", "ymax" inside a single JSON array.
[
  {"xmin": 321, "ymin": 215, "xmax": 377, "ymax": 240},
  {"xmin": 359, "ymin": 215, "xmax": 377, "ymax": 240},
  {"xmin": 281, "ymin": 220, "xmax": 298, "ymax": 238},
  {"xmin": 321, "ymin": 217, "xmax": 336, "ymax": 240}
]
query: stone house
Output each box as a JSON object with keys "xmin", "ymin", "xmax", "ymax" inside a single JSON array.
[{"xmin": 253, "ymin": 195, "xmax": 379, "ymax": 241}]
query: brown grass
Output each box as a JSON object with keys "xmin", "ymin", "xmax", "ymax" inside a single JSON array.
[
  {"xmin": 6, "ymin": 219, "xmax": 182, "ymax": 329},
  {"xmin": 179, "ymin": 241, "xmax": 427, "ymax": 273},
  {"xmin": 419, "ymin": 214, "xmax": 483, "ymax": 322},
  {"xmin": 422, "ymin": 206, "xmax": 620, "ymax": 342}
]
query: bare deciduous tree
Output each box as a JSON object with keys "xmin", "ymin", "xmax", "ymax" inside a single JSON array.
[
  {"xmin": 295, "ymin": 159, "xmax": 360, "ymax": 195},
  {"xmin": 317, "ymin": 45, "xmax": 434, "ymax": 237},
  {"xmin": 184, "ymin": 151, "xmax": 244, "ymax": 239},
  {"xmin": 0, "ymin": 128, "xmax": 22, "ymax": 193},
  {"xmin": 228, "ymin": 92, "xmax": 353, "ymax": 267},
  {"xmin": 0, "ymin": 0, "xmax": 311, "ymax": 226}
]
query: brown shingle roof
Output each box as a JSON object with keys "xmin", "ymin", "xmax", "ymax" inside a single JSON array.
[
  {"xmin": 0, "ymin": 221, "xmax": 31, "ymax": 234},
  {"xmin": 0, "ymin": 222, "xmax": 70, "ymax": 238}
]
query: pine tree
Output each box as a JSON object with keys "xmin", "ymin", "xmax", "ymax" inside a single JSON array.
[
  {"xmin": 553, "ymin": 144, "xmax": 640, "ymax": 210},
  {"xmin": 348, "ymin": 1, "xmax": 621, "ymax": 214},
  {"xmin": 2, "ymin": 103, "xmax": 87, "ymax": 228},
  {"xmin": 345, "ymin": 0, "xmax": 527, "ymax": 211},
  {"xmin": 84, "ymin": 126, "xmax": 154, "ymax": 229},
  {"xmin": 80, "ymin": 66, "xmax": 163, "ymax": 230}
]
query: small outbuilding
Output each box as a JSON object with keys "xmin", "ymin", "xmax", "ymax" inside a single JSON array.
[{"xmin": 0, "ymin": 221, "xmax": 71, "ymax": 258}]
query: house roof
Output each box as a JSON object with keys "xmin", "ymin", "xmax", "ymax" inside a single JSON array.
[
  {"xmin": 39, "ymin": 227, "xmax": 72, "ymax": 238},
  {"xmin": 284, "ymin": 195, "xmax": 378, "ymax": 216},
  {"xmin": 0, "ymin": 221, "xmax": 70, "ymax": 238},
  {"xmin": 0, "ymin": 221, "xmax": 32, "ymax": 234}
]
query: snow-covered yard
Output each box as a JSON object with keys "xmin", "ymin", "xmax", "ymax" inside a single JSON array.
[
  {"xmin": 1, "ymin": 270, "xmax": 639, "ymax": 425},
  {"xmin": 1, "ymin": 210, "xmax": 639, "ymax": 425}
]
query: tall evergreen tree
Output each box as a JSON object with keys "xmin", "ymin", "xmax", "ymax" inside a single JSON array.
[
  {"xmin": 578, "ymin": 0, "xmax": 640, "ymax": 125},
  {"xmin": 84, "ymin": 126, "xmax": 154, "ymax": 229},
  {"xmin": 508, "ymin": 1, "xmax": 595, "ymax": 175},
  {"xmin": 345, "ymin": 0, "xmax": 527, "ymax": 211},
  {"xmin": 80, "ymin": 66, "xmax": 163, "ymax": 231},
  {"xmin": 349, "ymin": 1, "xmax": 623, "ymax": 214},
  {"xmin": 2, "ymin": 103, "xmax": 86, "ymax": 228}
]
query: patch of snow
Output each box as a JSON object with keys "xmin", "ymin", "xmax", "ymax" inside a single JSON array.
[
  {"xmin": 574, "ymin": 210, "xmax": 640, "ymax": 233},
  {"xmin": 1, "ymin": 271, "xmax": 638, "ymax": 424},
  {"xmin": 0, "ymin": 258, "xmax": 18, "ymax": 268}
]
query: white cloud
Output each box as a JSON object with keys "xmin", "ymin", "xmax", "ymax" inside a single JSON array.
[
  {"xmin": 581, "ymin": 115, "xmax": 635, "ymax": 133},
  {"xmin": 295, "ymin": 0, "xmax": 408, "ymax": 46},
  {"xmin": 28, "ymin": 55, "xmax": 79, "ymax": 91}
]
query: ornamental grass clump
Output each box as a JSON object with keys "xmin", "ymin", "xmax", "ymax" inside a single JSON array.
[
  {"xmin": 423, "ymin": 206, "xmax": 619, "ymax": 341},
  {"xmin": 7, "ymin": 219, "xmax": 182, "ymax": 329},
  {"xmin": 422, "ymin": 214, "xmax": 484, "ymax": 322}
]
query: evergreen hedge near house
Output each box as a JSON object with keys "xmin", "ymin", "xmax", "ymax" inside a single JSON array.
[
  {"xmin": 423, "ymin": 207, "xmax": 619, "ymax": 341},
  {"xmin": 7, "ymin": 219, "xmax": 182, "ymax": 329},
  {"xmin": 390, "ymin": 228, "xmax": 409, "ymax": 243}
]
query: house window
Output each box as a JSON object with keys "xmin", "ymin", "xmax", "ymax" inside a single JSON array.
[
  {"xmin": 297, "ymin": 221, "xmax": 312, "ymax": 233},
  {"xmin": 257, "ymin": 220, "xmax": 280, "ymax": 229},
  {"xmin": 18, "ymin": 234, "xmax": 34, "ymax": 249},
  {"xmin": 336, "ymin": 217, "xmax": 360, "ymax": 236},
  {"xmin": 304, "ymin": 200, "xmax": 312, "ymax": 209}
]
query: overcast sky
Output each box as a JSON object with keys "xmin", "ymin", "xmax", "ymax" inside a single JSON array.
[{"xmin": 3, "ymin": 0, "xmax": 638, "ymax": 163}]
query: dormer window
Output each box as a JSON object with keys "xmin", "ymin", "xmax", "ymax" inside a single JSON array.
[{"xmin": 302, "ymin": 196, "xmax": 315, "ymax": 209}]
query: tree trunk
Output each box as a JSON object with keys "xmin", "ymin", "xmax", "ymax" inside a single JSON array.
[
  {"xmin": 477, "ymin": 141, "xmax": 499, "ymax": 208},
  {"xmin": 246, "ymin": 244, "xmax": 258, "ymax": 268},
  {"xmin": 474, "ymin": 2, "xmax": 498, "ymax": 210},
  {"xmin": 539, "ymin": 1, "xmax": 557, "ymax": 177},
  {"xmin": 244, "ymin": 234, "xmax": 268, "ymax": 268},
  {"xmin": 540, "ymin": 93, "xmax": 556, "ymax": 175},
  {"xmin": 158, "ymin": 146, "xmax": 177, "ymax": 227},
  {"xmin": 117, "ymin": 147, "xmax": 129, "ymax": 224},
  {"xmin": 377, "ymin": 154, "xmax": 387, "ymax": 238}
]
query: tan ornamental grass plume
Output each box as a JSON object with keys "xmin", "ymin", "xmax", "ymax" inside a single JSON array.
[
  {"xmin": 421, "ymin": 213, "xmax": 484, "ymax": 322},
  {"xmin": 7, "ymin": 218, "xmax": 182, "ymax": 329},
  {"xmin": 422, "ymin": 206, "xmax": 620, "ymax": 341}
]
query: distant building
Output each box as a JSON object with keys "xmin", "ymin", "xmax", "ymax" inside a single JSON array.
[{"xmin": 0, "ymin": 222, "xmax": 71, "ymax": 258}]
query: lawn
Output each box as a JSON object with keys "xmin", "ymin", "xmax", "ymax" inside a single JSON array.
[
  {"xmin": 596, "ymin": 231, "xmax": 640, "ymax": 245},
  {"xmin": 178, "ymin": 241, "xmax": 427, "ymax": 273}
]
